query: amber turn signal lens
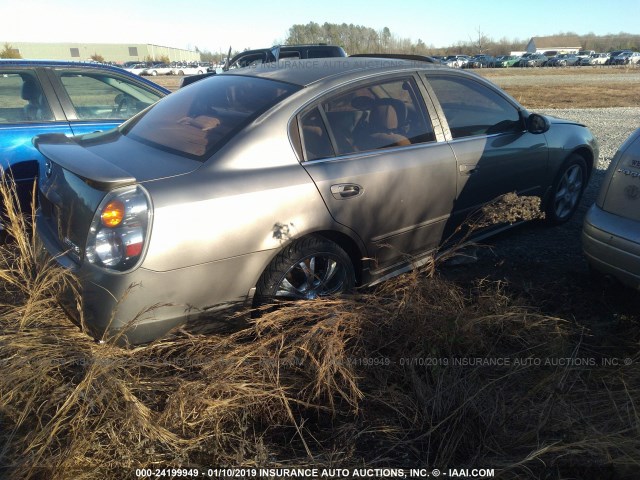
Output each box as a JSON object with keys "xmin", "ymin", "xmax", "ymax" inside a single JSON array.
[{"xmin": 101, "ymin": 200, "xmax": 125, "ymax": 227}]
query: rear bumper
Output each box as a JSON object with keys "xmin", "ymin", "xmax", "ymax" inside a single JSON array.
[
  {"xmin": 35, "ymin": 211, "xmax": 271, "ymax": 344},
  {"xmin": 582, "ymin": 204, "xmax": 640, "ymax": 290}
]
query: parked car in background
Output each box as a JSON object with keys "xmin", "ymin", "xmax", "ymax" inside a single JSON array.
[
  {"xmin": 171, "ymin": 63, "xmax": 207, "ymax": 75},
  {"xmin": 589, "ymin": 53, "xmax": 611, "ymax": 65},
  {"xmin": 519, "ymin": 53, "xmax": 548, "ymax": 67},
  {"xmin": 465, "ymin": 54, "xmax": 496, "ymax": 68},
  {"xmin": 142, "ymin": 63, "xmax": 173, "ymax": 76},
  {"xmin": 606, "ymin": 50, "xmax": 631, "ymax": 65},
  {"xmin": 0, "ymin": 60, "xmax": 168, "ymax": 207},
  {"xmin": 577, "ymin": 50, "xmax": 595, "ymax": 58},
  {"xmin": 612, "ymin": 51, "xmax": 640, "ymax": 65},
  {"xmin": 216, "ymin": 44, "xmax": 347, "ymax": 72},
  {"xmin": 583, "ymin": 128, "xmax": 640, "ymax": 290},
  {"xmin": 546, "ymin": 53, "xmax": 580, "ymax": 67},
  {"xmin": 123, "ymin": 63, "xmax": 149, "ymax": 75},
  {"xmin": 577, "ymin": 54, "xmax": 596, "ymax": 66},
  {"xmin": 495, "ymin": 55, "xmax": 521, "ymax": 67},
  {"xmin": 444, "ymin": 55, "xmax": 470, "ymax": 68},
  {"xmin": 34, "ymin": 57, "xmax": 598, "ymax": 344}
]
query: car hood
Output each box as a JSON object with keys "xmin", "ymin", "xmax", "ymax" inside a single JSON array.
[
  {"xmin": 544, "ymin": 116, "xmax": 587, "ymax": 128},
  {"xmin": 34, "ymin": 130, "xmax": 202, "ymax": 189}
]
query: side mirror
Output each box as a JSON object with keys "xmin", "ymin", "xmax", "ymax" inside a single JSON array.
[{"xmin": 527, "ymin": 113, "xmax": 550, "ymax": 134}]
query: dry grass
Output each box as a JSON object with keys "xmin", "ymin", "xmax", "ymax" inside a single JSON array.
[
  {"xmin": 501, "ymin": 82, "xmax": 640, "ymax": 109},
  {"xmin": 478, "ymin": 65, "xmax": 640, "ymax": 109},
  {"xmin": 0, "ymin": 183, "xmax": 638, "ymax": 479}
]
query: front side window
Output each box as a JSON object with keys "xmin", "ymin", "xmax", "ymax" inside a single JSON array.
[
  {"xmin": 58, "ymin": 71, "xmax": 163, "ymax": 120},
  {"xmin": 300, "ymin": 76, "xmax": 434, "ymax": 160},
  {"xmin": 427, "ymin": 75, "xmax": 522, "ymax": 139},
  {"xmin": 123, "ymin": 74, "xmax": 300, "ymax": 159},
  {"xmin": 0, "ymin": 72, "xmax": 54, "ymax": 123}
]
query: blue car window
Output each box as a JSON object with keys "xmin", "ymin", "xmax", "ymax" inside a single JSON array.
[
  {"xmin": 58, "ymin": 71, "xmax": 162, "ymax": 120},
  {"xmin": 0, "ymin": 72, "xmax": 54, "ymax": 123}
]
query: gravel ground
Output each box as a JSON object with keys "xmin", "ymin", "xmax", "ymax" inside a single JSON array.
[{"xmin": 442, "ymin": 107, "xmax": 640, "ymax": 335}]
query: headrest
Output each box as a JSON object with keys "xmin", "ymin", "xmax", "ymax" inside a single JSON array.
[
  {"xmin": 21, "ymin": 78, "xmax": 39, "ymax": 101},
  {"xmin": 351, "ymin": 95, "xmax": 374, "ymax": 110},
  {"xmin": 370, "ymin": 104, "xmax": 398, "ymax": 130}
]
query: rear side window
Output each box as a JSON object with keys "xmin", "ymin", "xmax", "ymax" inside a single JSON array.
[
  {"xmin": 0, "ymin": 72, "xmax": 54, "ymax": 123},
  {"xmin": 123, "ymin": 75, "xmax": 299, "ymax": 159},
  {"xmin": 427, "ymin": 75, "xmax": 522, "ymax": 139},
  {"xmin": 299, "ymin": 76, "xmax": 434, "ymax": 160},
  {"xmin": 299, "ymin": 107, "xmax": 334, "ymax": 161}
]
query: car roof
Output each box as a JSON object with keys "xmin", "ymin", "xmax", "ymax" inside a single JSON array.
[
  {"xmin": 223, "ymin": 57, "xmax": 446, "ymax": 87},
  {"xmin": 0, "ymin": 59, "xmax": 171, "ymax": 93}
]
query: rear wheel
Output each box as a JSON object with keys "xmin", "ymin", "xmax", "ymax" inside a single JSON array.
[
  {"xmin": 254, "ymin": 235, "xmax": 355, "ymax": 307},
  {"xmin": 545, "ymin": 154, "xmax": 587, "ymax": 225}
]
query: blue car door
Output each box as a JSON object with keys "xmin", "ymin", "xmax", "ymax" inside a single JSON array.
[{"xmin": 0, "ymin": 69, "xmax": 73, "ymax": 201}]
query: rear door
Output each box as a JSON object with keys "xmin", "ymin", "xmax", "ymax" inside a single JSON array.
[{"xmin": 298, "ymin": 74, "xmax": 457, "ymax": 273}]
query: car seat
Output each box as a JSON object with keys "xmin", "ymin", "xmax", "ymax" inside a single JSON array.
[
  {"xmin": 21, "ymin": 77, "xmax": 44, "ymax": 121},
  {"xmin": 356, "ymin": 98, "xmax": 410, "ymax": 151}
]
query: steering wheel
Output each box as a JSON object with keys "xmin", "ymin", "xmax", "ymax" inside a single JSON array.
[{"xmin": 114, "ymin": 94, "xmax": 133, "ymax": 117}]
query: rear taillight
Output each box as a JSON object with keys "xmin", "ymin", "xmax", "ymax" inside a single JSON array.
[{"xmin": 85, "ymin": 185, "xmax": 152, "ymax": 271}]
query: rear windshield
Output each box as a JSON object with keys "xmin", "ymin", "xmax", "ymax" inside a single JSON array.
[{"xmin": 122, "ymin": 75, "xmax": 300, "ymax": 159}]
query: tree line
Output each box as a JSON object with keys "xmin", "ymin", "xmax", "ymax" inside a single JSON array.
[{"xmin": 282, "ymin": 22, "xmax": 640, "ymax": 56}]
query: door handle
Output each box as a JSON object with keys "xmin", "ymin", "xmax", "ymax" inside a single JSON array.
[{"xmin": 331, "ymin": 183, "xmax": 363, "ymax": 199}]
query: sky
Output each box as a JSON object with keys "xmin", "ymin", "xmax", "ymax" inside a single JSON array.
[{"xmin": 2, "ymin": 0, "xmax": 639, "ymax": 53}]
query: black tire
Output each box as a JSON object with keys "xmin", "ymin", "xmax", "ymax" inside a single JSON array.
[
  {"xmin": 253, "ymin": 235, "xmax": 355, "ymax": 307},
  {"xmin": 545, "ymin": 154, "xmax": 588, "ymax": 225}
]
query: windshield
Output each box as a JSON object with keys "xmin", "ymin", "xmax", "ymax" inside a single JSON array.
[{"xmin": 122, "ymin": 75, "xmax": 300, "ymax": 159}]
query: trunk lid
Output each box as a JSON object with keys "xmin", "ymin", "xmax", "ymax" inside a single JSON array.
[{"xmin": 35, "ymin": 131, "xmax": 201, "ymax": 261}]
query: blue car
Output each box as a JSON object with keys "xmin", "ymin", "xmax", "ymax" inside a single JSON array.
[{"xmin": 0, "ymin": 60, "xmax": 169, "ymax": 208}]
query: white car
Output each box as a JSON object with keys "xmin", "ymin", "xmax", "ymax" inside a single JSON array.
[
  {"xmin": 123, "ymin": 63, "xmax": 148, "ymax": 75},
  {"xmin": 142, "ymin": 64, "xmax": 173, "ymax": 76},
  {"xmin": 589, "ymin": 53, "xmax": 610, "ymax": 65},
  {"xmin": 171, "ymin": 63, "xmax": 206, "ymax": 76},
  {"xmin": 444, "ymin": 55, "xmax": 470, "ymax": 68}
]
